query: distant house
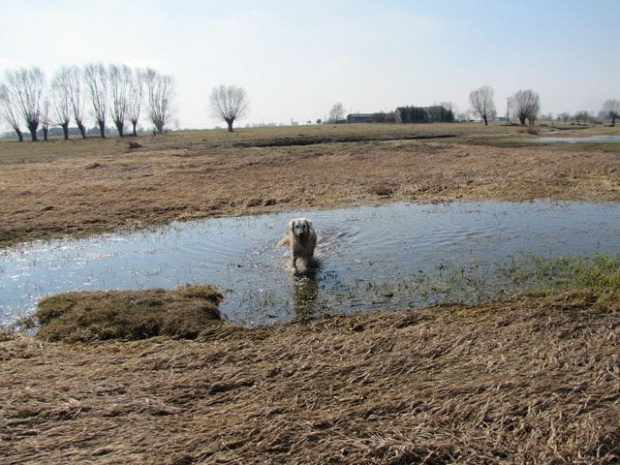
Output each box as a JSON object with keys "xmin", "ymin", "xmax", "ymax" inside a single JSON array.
[{"xmin": 347, "ymin": 113, "xmax": 374, "ymax": 124}]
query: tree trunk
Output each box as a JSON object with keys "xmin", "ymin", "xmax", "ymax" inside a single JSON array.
[
  {"xmin": 77, "ymin": 121, "xmax": 86, "ymax": 139},
  {"xmin": 15, "ymin": 128, "xmax": 23, "ymax": 142},
  {"xmin": 483, "ymin": 115, "xmax": 488, "ymax": 126},
  {"xmin": 226, "ymin": 118, "xmax": 234, "ymax": 132},
  {"xmin": 28, "ymin": 122, "xmax": 38, "ymax": 142},
  {"xmin": 98, "ymin": 120, "xmax": 106, "ymax": 138},
  {"xmin": 131, "ymin": 121, "xmax": 138, "ymax": 136},
  {"xmin": 43, "ymin": 127, "xmax": 49, "ymax": 141},
  {"xmin": 115, "ymin": 122, "xmax": 124, "ymax": 138},
  {"xmin": 62, "ymin": 123, "xmax": 70, "ymax": 140}
]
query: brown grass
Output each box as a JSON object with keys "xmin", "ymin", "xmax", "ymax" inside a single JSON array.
[
  {"xmin": 1, "ymin": 123, "xmax": 619, "ymax": 248},
  {"xmin": 2, "ymin": 123, "xmax": 620, "ymax": 463},
  {"xmin": 2, "ymin": 291, "xmax": 619, "ymax": 464},
  {"xmin": 34, "ymin": 285, "xmax": 223, "ymax": 342}
]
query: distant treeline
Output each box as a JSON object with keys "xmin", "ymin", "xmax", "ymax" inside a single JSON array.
[{"xmin": 396, "ymin": 106, "xmax": 455, "ymax": 123}]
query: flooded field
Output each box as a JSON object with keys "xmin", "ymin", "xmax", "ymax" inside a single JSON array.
[
  {"xmin": 535, "ymin": 135, "xmax": 620, "ymax": 143},
  {"xmin": 2, "ymin": 201, "xmax": 620, "ymax": 326}
]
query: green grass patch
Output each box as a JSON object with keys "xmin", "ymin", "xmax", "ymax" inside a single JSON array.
[
  {"xmin": 505, "ymin": 253, "xmax": 620, "ymax": 295},
  {"xmin": 35, "ymin": 284, "xmax": 223, "ymax": 342}
]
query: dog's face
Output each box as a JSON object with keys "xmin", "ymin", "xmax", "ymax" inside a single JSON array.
[{"xmin": 290, "ymin": 218, "xmax": 312, "ymax": 237}]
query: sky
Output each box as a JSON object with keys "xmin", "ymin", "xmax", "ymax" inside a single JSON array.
[{"xmin": 1, "ymin": 0, "xmax": 619, "ymax": 129}]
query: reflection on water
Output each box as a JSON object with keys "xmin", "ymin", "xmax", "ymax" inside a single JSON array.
[
  {"xmin": 292, "ymin": 273, "xmax": 320, "ymax": 322},
  {"xmin": 1, "ymin": 201, "xmax": 620, "ymax": 327}
]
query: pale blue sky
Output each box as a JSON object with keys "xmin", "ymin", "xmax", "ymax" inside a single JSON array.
[{"xmin": 1, "ymin": 0, "xmax": 618, "ymax": 128}]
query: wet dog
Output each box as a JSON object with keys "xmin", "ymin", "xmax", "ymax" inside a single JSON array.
[{"xmin": 278, "ymin": 218, "xmax": 317, "ymax": 273}]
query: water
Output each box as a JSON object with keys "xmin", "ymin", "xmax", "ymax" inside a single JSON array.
[
  {"xmin": 1, "ymin": 201, "xmax": 619, "ymax": 327},
  {"xmin": 535, "ymin": 135, "xmax": 620, "ymax": 143}
]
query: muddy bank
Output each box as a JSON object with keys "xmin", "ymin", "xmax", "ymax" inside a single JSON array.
[{"xmin": 2, "ymin": 291, "xmax": 619, "ymax": 464}]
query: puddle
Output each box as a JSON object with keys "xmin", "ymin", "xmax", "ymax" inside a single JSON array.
[
  {"xmin": 2, "ymin": 201, "xmax": 620, "ymax": 327},
  {"xmin": 534, "ymin": 135, "xmax": 620, "ymax": 143}
]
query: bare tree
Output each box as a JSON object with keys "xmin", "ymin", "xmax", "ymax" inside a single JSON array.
[
  {"xmin": 574, "ymin": 110, "xmax": 590, "ymax": 124},
  {"xmin": 558, "ymin": 112, "xmax": 571, "ymax": 124},
  {"xmin": 601, "ymin": 99, "xmax": 620, "ymax": 126},
  {"xmin": 62, "ymin": 66, "xmax": 87, "ymax": 138},
  {"xmin": 469, "ymin": 86, "xmax": 495, "ymax": 126},
  {"xmin": 144, "ymin": 68, "xmax": 175, "ymax": 134},
  {"xmin": 0, "ymin": 84, "xmax": 24, "ymax": 141},
  {"xmin": 127, "ymin": 69, "xmax": 143, "ymax": 136},
  {"xmin": 108, "ymin": 64, "xmax": 133, "ymax": 137},
  {"xmin": 328, "ymin": 102, "xmax": 345, "ymax": 123},
  {"xmin": 52, "ymin": 68, "xmax": 73, "ymax": 140},
  {"xmin": 84, "ymin": 63, "xmax": 108, "ymax": 138},
  {"xmin": 210, "ymin": 84, "xmax": 249, "ymax": 132},
  {"xmin": 5, "ymin": 67, "xmax": 45, "ymax": 141},
  {"xmin": 510, "ymin": 89, "xmax": 540, "ymax": 126}
]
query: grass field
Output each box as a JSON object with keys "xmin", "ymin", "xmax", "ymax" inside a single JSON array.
[
  {"xmin": 1, "ymin": 122, "xmax": 619, "ymax": 248},
  {"xmin": 1, "ymin": 122, "xmax": 620, "ymax": 464}
]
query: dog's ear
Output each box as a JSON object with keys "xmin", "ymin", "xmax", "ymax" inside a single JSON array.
[
  {"xmin": 304, "ymin": 219, "xmax": 313, "ymax": 229},
  {"xmin": 289, "ymin": 219, "xmax": 296, "ymax": 232}
]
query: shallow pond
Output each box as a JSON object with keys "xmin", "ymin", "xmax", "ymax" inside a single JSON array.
[
  {"xmin": 535, "ymin": 135, "xmax": 620, "ymax": 143},
  {"xmin": 2, "ymin": 201, "xmax": 620, "ymax": 327}
]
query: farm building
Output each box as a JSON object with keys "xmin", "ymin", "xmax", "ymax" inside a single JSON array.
[{"xmin": 347, "ymin": 113, "xmax": 374, "ymax": 123}]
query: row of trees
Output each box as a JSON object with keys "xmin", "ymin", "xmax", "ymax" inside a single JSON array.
[
  {"xmin": 0, "ymin": 65, "xmax": 176, "ymax": 141},
  {"xmin": 469, "ymin": 85, "xmax": 619, "ymax": 127},
  {"xmin": 469, "ymin": 86, "xmax": 541, "ymax": 126}
]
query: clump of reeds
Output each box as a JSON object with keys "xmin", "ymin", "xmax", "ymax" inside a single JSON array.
[{"xmin": 35, "ymin": 284, "xmax": 223, "ymax": 342}]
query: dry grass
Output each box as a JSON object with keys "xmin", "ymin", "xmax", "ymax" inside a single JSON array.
[
  {"xmin": 2, "ymin": 291, "xmax": 619, "ymax": 464},
  {"xmin": 34, "ymin": 285, "xmax": 223, "ymax": 342},
  {"xmin": 1, "ymin": 123, "xmax": 619, "ymax": 248},
  {"xmin": 2, "ymin": 123, "xmax": 620, "ymax": 463}
]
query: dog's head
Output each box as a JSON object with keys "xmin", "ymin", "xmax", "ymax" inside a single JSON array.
[{"xmin": 290, "ymin": 218, "xmax": 313, "ymax": 237}]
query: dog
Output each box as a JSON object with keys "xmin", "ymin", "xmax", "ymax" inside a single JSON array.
[{"xmin": 278, "ymin": 218, "xmax": 317, "ymax": 272}]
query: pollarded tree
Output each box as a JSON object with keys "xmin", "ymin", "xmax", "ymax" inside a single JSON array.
[
  {"xmin": 108, "ymin": 64, "xmax": 133, "ymax": 137},
  {"xmin": 127, "ymin": 69, "xmax": 144, "ymax": 136},
  {"xmin": 469, "ymin": 86, "xmax": 495, "ymax": 126},
  {"xmin": 52, "ymin": 67, "xmax": 73, "ymax": 140},
  {"xmin": 84, "ymin": 63, "xmax": 108, "ymax": 138},
  {"xmin": 510, "ymin": 89, "xmax": 540, "ymax": 126},
  {"xmin": 210, "ymin": 84, "xmax": 249, "ymax": 132},
  {"xmin": 601, "ymin": 99, "xmax": 620, "ymax": 126},
  {"xmin": 5, "ymin": 67, "xmax": 45, "ymax": 141},
  {"xmin": 144, "ymin": 68, "xmax": 175, "ymax": 134},
  {"xmin": 63, "ymin": 66, "xmax": 87, "ymax": 138},
  {"xmin": 0, "ymin": 84, "xmax": 24, "ymax": 141}
]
